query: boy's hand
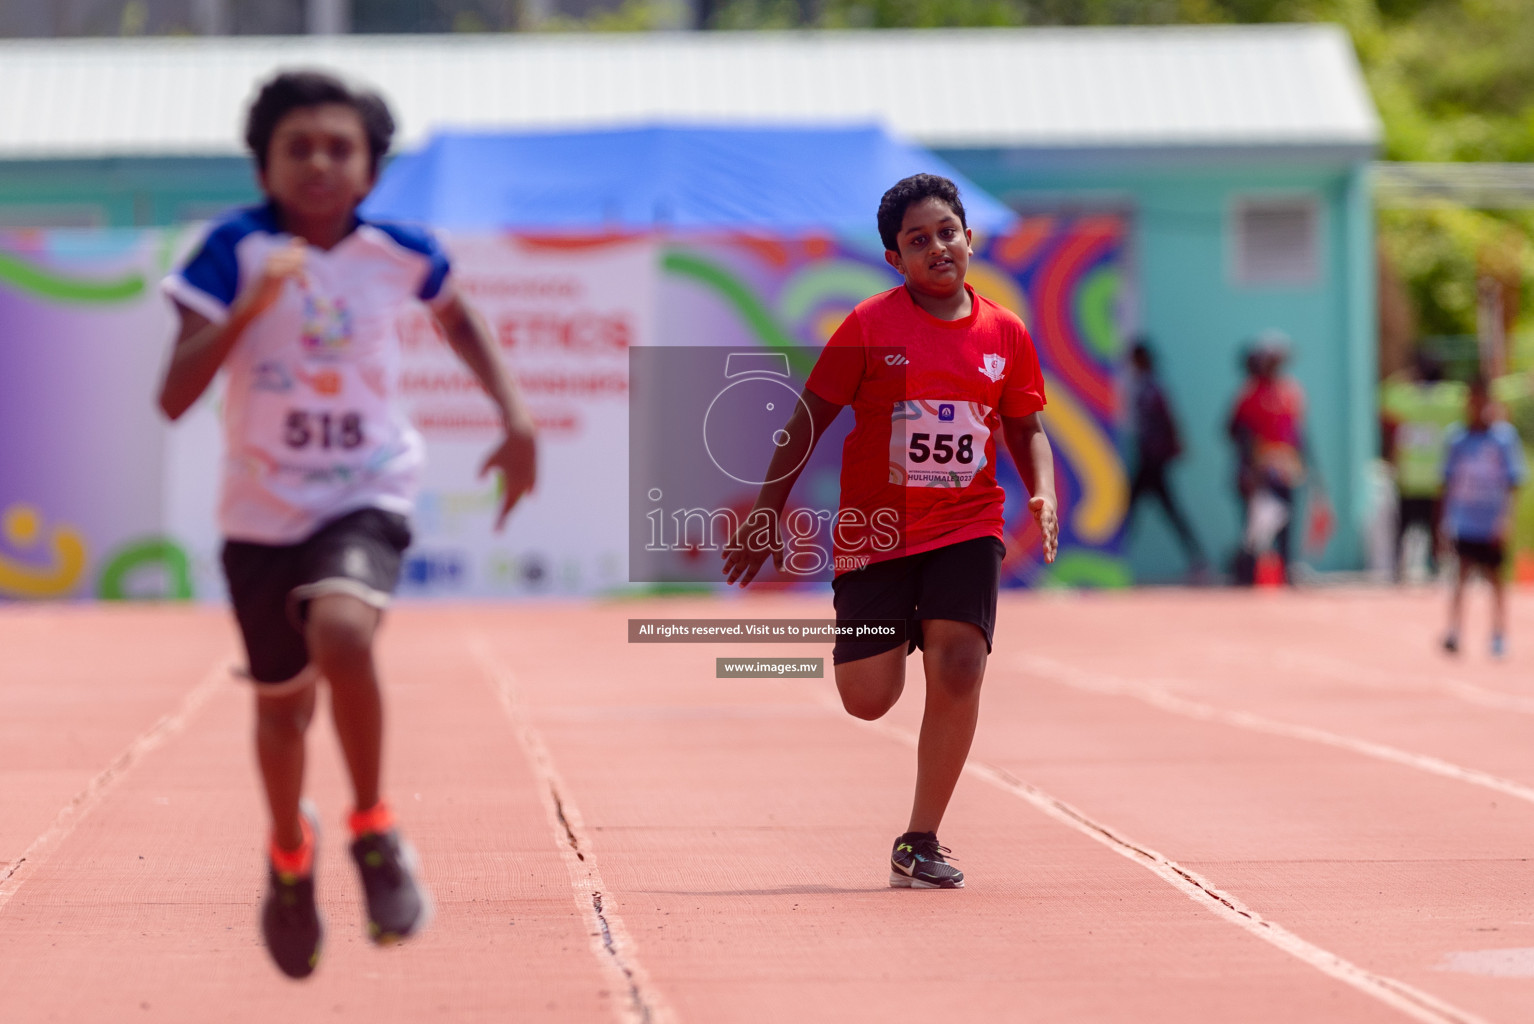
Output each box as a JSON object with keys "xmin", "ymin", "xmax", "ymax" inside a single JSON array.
[
  {"xmin": 1030, "ymin": 496, "xmax": 1059, "ymax": 564},
  {"xmin": 480, "ymin": 417, "xmax": 537, "ymax": 531},
  {"xmin": 721, "ymin": 510, "xmax": 784, "ymax": 587},
  {"xmin": 233, "ymin": 238, "xmax": 306, "ymax": 321}
]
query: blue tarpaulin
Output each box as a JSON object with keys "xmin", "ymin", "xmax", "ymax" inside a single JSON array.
[{"xmin": 362, "ymin": 124, "xmax": 1014, "ymax": 235}]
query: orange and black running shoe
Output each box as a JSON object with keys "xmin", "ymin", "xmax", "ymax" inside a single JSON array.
[
  {"xmin": 350, "ymin": 829, "xmax": 432, "ymax": 944},
  {"xmin": 261, "ymin": 802, "xmax": 323, "ymax": 979}
]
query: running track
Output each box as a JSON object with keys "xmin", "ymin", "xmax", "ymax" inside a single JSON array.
[{"xmin": 3, "ymin": 588, "xmax": 1534, "ymax": 1023}]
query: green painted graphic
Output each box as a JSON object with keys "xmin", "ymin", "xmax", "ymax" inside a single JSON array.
[
  {"xmin": 1076, "ymin": 267, "xmax": 1122, "ymax": 362},
  {"xmin": 662, "ymin": 249, "xmax": 816, "ymax": 377},
  {"xmin": 1039, "ymin": 550, "xmax": 1132, "ymax": 589},
  {"xmin": 0, "ymin": 251, "xmax": 145, "ymax": 304},
  {"xmin": 97, "ymin": 538, "xmax": 194, "ymax": 600}
]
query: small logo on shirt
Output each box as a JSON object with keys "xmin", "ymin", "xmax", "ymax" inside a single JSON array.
[
  {"xmin": 301, "ymin": 293, "xmax": 354, "ymax": 358},
  {"xmin": 884, "ymin": 354, "xmax": 909, "ymax": 366},
  {"xmin": 295, "ymin": 368, "xmax": 343, "ymax": 396},
  {"xmin": 253, "ymin": 361, "xmax": 293, "ymax": 393},
  {"xmin": 938, "ymin": 404, "xmax": 955, "ymax": 422},
  {"xmin": 979, "ymin": 354, "xmax": 1006, "ymax": 382}
]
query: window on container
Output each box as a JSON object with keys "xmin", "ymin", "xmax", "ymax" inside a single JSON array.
[{"xmin": 1231, "ymin": 196, "xmax": 1320, "ymax": 287}]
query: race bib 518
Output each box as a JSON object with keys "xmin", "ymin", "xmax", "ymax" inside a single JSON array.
[{"xmin": 889, "ymin": 399, "xmax": 991, "ymax": 488}]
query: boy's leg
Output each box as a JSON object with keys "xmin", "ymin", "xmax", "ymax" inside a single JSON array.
[
  {"xmin": 306, "ymin": 593, "xmax": 384, "ymax": 811},
  {"xmin": 1491, "ymin": 549, "xmax": 1509, "ymax": 648},
  {"xmin": 256, "ymin": 684, "xmax": 318, "ymax": 851},
  {"xmin": 1446, "ymin": 555, "xmax": 1470, "ymax": 649},
  {"xmin": 830, "ymin": 551, "xmax": 919, "ymax": 720},
  {"xmin": 292, "ymin": 510, "xmax": 426, "ymax": 944},
  {"xmin": 834, "ymin": 645, "xmax": 906, "ymax": 721},
  {"xmin": 908, "ymin": 619, "xmax": 987, "ymax": 834}
]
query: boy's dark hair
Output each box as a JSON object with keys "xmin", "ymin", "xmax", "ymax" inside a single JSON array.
[
  {"xmin": 244, "ymin": 70, "xmax": 395, "ymax": 175},
  {"xmin": 877, "ymin": 174, "xmax": 968, "ymax": 253}
]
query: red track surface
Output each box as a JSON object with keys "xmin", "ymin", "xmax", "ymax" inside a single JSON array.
[{"xmin": 3, "ymin": 588, "xmax": 1534, "ymax": 1023}]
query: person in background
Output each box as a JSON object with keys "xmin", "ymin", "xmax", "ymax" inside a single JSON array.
[
  {"xmin": 1126, "ymin": 338, "xmax": 1208, "ymax": 579},
  {"xmin": 1440, "ymin": 375, "xmax": 1525, "ymax": 658},
  {"xmin": 1380, "ymin": 349, "xmax": 1465, "ymax": 582},
  {"xmin": 1228, "ymin": 331, "xmax": 1317, "ymax": 585}
]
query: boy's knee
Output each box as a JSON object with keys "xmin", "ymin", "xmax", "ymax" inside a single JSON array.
[
  {"xmin": 923, "ymin": 630, "xmax": 988, "ymax": 697},
  {"xmin": 305, "ymin": 594, "xmax": 379, "ymax": 667},
  {"xmin": 840, "ymin": 689, "xmax": 899, "ymax": 721},
  {"xmin": 257, "ymin": 690, "xmax": 315, "ymax": 736}
]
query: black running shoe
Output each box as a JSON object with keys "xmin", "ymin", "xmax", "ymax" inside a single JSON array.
[
  {"xmin": 350, "ymin": 829, "xmax": 432, "ymax": 944},
  {"xmin": 261, "ymin": 803, "xmax": 323, "ymax": 979},
  {"xmin": 889, "ymin": 831, "xmax": 964, "ymax": 889}
]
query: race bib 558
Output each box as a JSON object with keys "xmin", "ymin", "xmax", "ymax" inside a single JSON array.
[{"xmin": 889, "ymin": 399, "xmax": 991, "ymax": 488}]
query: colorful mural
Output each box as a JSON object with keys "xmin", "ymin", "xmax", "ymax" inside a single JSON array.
[
  {"xmin": 0, "ymin": 229, "xmax": 195, "ymax": 601},
  {"xmin": 1, "ymin": 219, "xmax": 1128, "ymax": 601},
  {"xmin": 656, "ymin": 216, "xmax": 1130, "ymax": 587}
]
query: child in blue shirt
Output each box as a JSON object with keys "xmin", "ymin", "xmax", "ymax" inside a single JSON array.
[{"xmin": 1440, "ymin": 376, "xmax": 1525, "ymax": 657}]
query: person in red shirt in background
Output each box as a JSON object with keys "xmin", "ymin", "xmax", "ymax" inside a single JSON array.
[
  {"xmin": 1228, "ymin": 331, "xmax": 1321, "ymax": 584},
  {"xmin": 722, "ymin": 174, "xmax": 1059, "ymax": 889}
]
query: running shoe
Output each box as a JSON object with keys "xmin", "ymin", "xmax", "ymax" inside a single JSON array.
[
  {"xmin": 1443, "ymin": 632, "xmax": 1460, "ymax": 654},
  {"xmin": 350, "ymin": 828, "xmax": 432, "ymax": 944},
  {"xmin": 1492, "ymin": 633, "xmax": 1507, "ymax": 659},
  {"xmin": 889, "ymin": 831, "xmax": 964, "ymax": 889},
  {"xmin": 261, "ymin": 801, "xmax": 323, "ymax": 980}
]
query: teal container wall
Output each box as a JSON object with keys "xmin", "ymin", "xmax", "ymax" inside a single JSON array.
[
  {"xmin": 0, "ymin": 158, "xmax": 258, "ymax": 226},
  {"xmin": 939, "ymin": 150, "xmax": 1377, "ymax": 581}
]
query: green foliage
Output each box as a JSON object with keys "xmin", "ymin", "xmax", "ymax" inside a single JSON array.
[
  {"xmin": 1381, "ymin": 206, "xmax": 1534, "ymax": 339},
  {"xmin": 704, "ymin": 0, "xmax": 1281, "ymax": 28}
]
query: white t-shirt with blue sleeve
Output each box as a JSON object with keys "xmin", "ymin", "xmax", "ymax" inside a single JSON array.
[
  {"xmin": 1442, "ymin": 421, "xmax": 1526, "ymax": 543},
  {"xmin": 162, "ymin": 203, "xmax": 452, "ymax": 544}
]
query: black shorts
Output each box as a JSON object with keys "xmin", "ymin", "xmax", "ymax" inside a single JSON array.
[
  {"xmin": 222, "ymin": 508, "xmax": 412, "ymax": 689},
  {"xmin": 1455, "ymin": 538, "xmax": 1506, "ymax": 572},
  {"xmin": 830, "ymin": 535, "xmax": 1005, "ymax": 665}
]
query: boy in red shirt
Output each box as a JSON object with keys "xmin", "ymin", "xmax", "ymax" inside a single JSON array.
[{"xmin": 722, "ymin": 174, "xmax": 1058, "ymax": 888}]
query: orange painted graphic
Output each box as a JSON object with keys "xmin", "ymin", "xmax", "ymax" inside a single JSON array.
[{"xmin": 0, "ymin": 503, "xmax": 87, "ymax": 597}]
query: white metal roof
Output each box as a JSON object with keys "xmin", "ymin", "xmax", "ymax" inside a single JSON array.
[{"xmin": 0, "ymin": 25, "xmax": 1381, "ymax": 159}]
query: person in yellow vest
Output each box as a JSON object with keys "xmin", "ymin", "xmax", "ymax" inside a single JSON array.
[{"xmin": 1380, "ymin": 350, "xmax": 1466, "ymax": 582}]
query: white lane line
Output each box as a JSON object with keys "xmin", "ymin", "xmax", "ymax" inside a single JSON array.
[
  {"xmin": 1196, "ymin": 639, "xmax": 1534, "ymax": 717},
  {"xmin": 470, "ymin": 636, "xmax": 676, "ymax": 1024},
  {"xmin": 821, "ymin": 695, "xmax": 1491, "ymax": 1024},
  {"xmin": 1018, "ymin": 654, "xmax": 1534, "ymax": 809},
  {"xmin": 0, "ymin": 659, "xmax": 231, "ymax": 910}
]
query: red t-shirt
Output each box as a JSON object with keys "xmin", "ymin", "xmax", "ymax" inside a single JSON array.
[
  {"xmin": 805, "ymin": 284, "xmax": 1046, "ymax": 574},
  {"xmin": 1230, "ymin": 376, "xmax": 1306, "ymax": 485}
]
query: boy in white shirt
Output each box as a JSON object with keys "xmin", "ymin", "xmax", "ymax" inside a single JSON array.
[{"xmin": 158, "ymin": 70, "xmax": 535, "ymax": 978}]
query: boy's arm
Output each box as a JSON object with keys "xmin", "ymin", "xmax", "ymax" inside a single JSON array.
[
  {"xmin": 429, "ymin": 287, "xmax": 537, "ymax": 530},
  {"xmin": 157, "ymin": 239, "xmax": 304, "ymax": 421},
  {"xmin": 1001, "ymin": 412, "xmax": 1059, "ymax": 564},
  {"xmin": 722, "ymin": 388, "xmax": 844, "ymax": 587}
]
